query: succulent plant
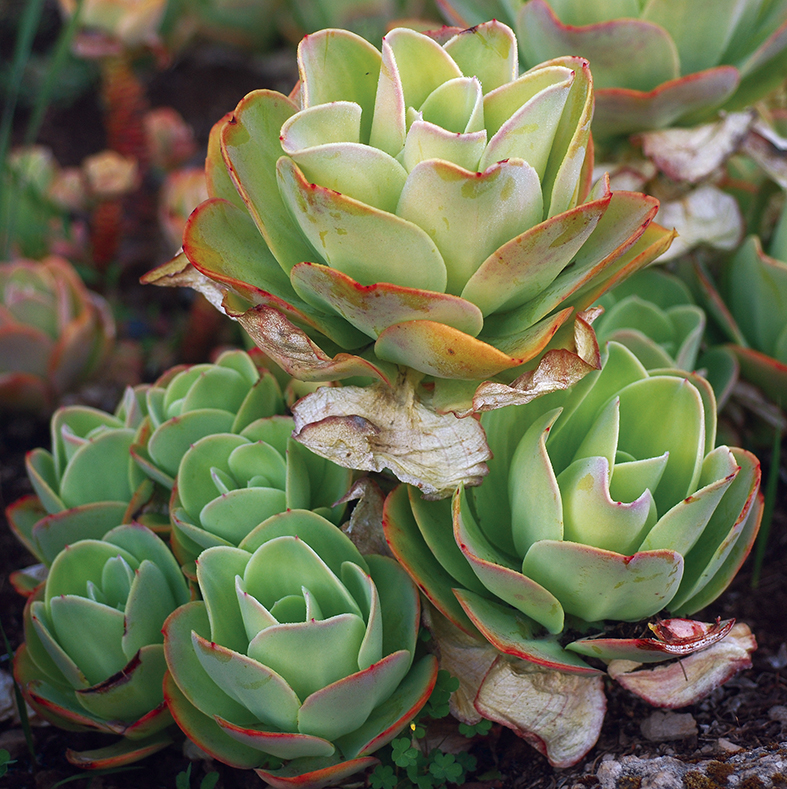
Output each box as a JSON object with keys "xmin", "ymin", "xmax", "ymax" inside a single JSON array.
[
  {"xmin": 438, "ymin": 0, "xmax": 787, "ymax": 138},
  {"xmin": 0, "ymin": 256, "xmax": 115, "ymax": 413},
  {"xmin": 14, "ymin": 524, "xmax": 190, "ymax": 768},
  {"xmin": 163, "ymin": 509, "xmax": 438, "ymax": 789},
  {"xmin": 384, "ymin": 340, "xmax": 762, "ymax": 673},
  {"xmin": 58, "ymin": 0, "xmax": 167, "ymax": 49},
  {"xmin": 144, "ymin": 20, "xmax": 672, "ymax": 493},
  {"xmin": 169, "ymin": 416, "xmax": 352, "ymax": 569},
  {"xmin": 7, "ymin": 386, "xmax": 155, "ymax": 577},
  {"xmin": 691, "ymin": 197, "xmax": 787, "ymax": 406},
  {"xmin": 131, "ymin": 349, "xmax": 287, "ymax": 489}
]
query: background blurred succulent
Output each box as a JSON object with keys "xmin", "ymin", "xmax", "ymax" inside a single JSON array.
[
  {"xmin": 169, "ymin": 417, "xmax": 352, "ymax": 570},
  {"xmin": 7, "ymin": 386, "xmax": 155, "ymax": 578},
  {"xmin": 163, "ymin": 509, "xmax": 438, "ymax": 789},
  {"xmin": 0, "ymin": 256, "xmax": 115, "ymax": 413},
  {"xmin": 385, "ymin": 341, "xmax": 761, "ymax": 673},
  {"xmin": 438, "ymin": 0, "xmax": 787, "ymax": 138},
  {"xmin": 131, "ymin": 349, "xmax": 287, "ymax": 489},
  {"xmin": 145, "ymin": 20, "xmax": 671, "ymax": 493},
  {"xmin": 690, "ymin": 197, "xmax": 787, "ymax": 406},
  {"xmin": 14, "ymin": 524, "xmax": 190, "ymax": 768}
]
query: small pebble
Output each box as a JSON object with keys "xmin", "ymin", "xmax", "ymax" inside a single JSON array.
[
  {"xmin": 640, "ymin": 711, "xmax": 697, "ymax": 742},
  {"xmin": 769, "ymin": 705, "xmax": 787, "ymax": 723},
  {"xmin": 717, "ymin": 737, "xmax": 744, "ymax": 753}
]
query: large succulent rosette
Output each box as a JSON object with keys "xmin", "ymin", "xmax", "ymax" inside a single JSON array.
[
  {"xmin": 144, "ymin": 20, "xmax": 671, "ymax": 493},
  {"xmin": 7, "ymin": 386, "xmax": 154, "ymax": 574},
  {"xmin": 14, "ymin": 524, "xmax": 190, "ymax": 767},
  {"xmin": 163, "ymin": 509, "xmax": 438, "ymax": 789},
  {"xmin": 384, "ymin": 341, "xmax": 762, "ymax": 673},
  {"xmin": 169, "ymin": 415, "xmax": 352, "ymax": 568},
  {"xmin": 131, "ymin": 349, "xmax": 287, "ymax": 489},
  {"xmin": 0, "ymin": 257, "xmax": 115, "ymax": 413},
  {"xmin": 438, "ymin": 0, "xmax": 787, "ymax": 138}
]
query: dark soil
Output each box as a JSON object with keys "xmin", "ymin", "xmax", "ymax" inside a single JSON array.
[{"xmin": 1, "ymin": 12, "xmax": 786, "ymax": 789}]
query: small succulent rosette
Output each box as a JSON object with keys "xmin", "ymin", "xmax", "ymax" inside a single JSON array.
[
  {"xmin": 163, "ymin": 509, "xmax": 438, "ymax": 789},
  {"xmin": 144, "ymin": 19, "xmax": 672, "ymax": 494},
  {"xmin": 14, "ymin": 524, "xmax": 190, "ymax": 768},
  {"xmin": 131, "ymin": 349, "xmax": 287, "ymax": 489},
  {"xmin": 7, "ymin": 386, "xmax": 154, "ymax": 590},
  {"xmin": 692, "ymin": 197, "xmax": 787, "ymax": 406},
  {"xmin": 169, "ymin": 415, "xmax": 352, "ymax": 570},
  {"xmin": 593, "ymin": 267, "xmax": 738, "ymax": 405},
  {"xmin": 439, "ymin": 0, "xmax": 787, "ymax": 138},
  {"xmin": 384, "ymin": 341, "xmax": 761, "ymax": 760},
  {"xmin": 0, "ymin": 256, "xmax": 115, "ymax": 413}
]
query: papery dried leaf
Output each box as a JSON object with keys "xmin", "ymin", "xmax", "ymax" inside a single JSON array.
[
  {"xmin": 656, "ymin": 185, "xmax": 742, "ymax": 261},
  {"xmin": 472, "ymin": 309, "xmax": 601, "ymax": 412},
  {"xmin": 608, "ymin": 622, "xmax": 757, "ymax": 708},
  {"xmin": 292, "ymin": 374, "xmax": 491, "ymax": 498},
  {"xmin": 424, "ymin": 604, "xmax": 496, "ymax": 724},
  {"xmin": 641, "ymin": 112, "xmax": 753, "ymax": 183},
  {"xmin": 339, "ymin": 477, "xmax": 390, "ymax": 557},
  {"xmin": 474, "ymin": 654, "xmax": 606, "ymax": 768},
  {"xmin": 741, "ymin": 118, "xmax": 787, "ymax": 189},
  {"xmin": 141, "ymin": 253, "xmax": 229, "ymax": 314}
]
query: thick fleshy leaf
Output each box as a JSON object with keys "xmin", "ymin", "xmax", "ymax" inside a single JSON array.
[
  {"xmin": 196, "ymin": 546, "xmax": 252, "ymax": 654},
  {"xmin": 382, "ymin": 485, "xmax": 478, "ymax": 634},
  {"xmin": 290, "ymin": 262, "xmax": 483, "ymax": 341},
  {"xmin": 507, "ymin": 409, "xmax": 563, "ymax": 555},
  {"xmin": 163, "ymin": 671, "xmax": 264, "ymax": 768},
  {"xmin": 276, "ymin": 157, "xmax": 447, "ymax": 293},
  {"xmin": 401, "ymin": 120, "xmax": 487, "ymax": 172},
  {"xmin": 163, "ymin": 602, "xmax": 258, "ymax": 726},
  {"xmin": 453, "ymin": 588, "xmax": 597, "ymax": 673},
  {"xmin": 49, "ymin": 596, "xmax": 128, "ymax": 686},
  {"xmin": 74, "ymin": 645, "xmax": 167, "ymax": 724},
  {"xmin": 297, "ymin": 650, "xmax": 411, "ymax": 741},
  {"xmin": 461, "ymin": 192, "xmax": 610, "ymax": 316},
  {"xmin": 215, "ymin": 716, "xmax": 335, "ymax": 759},
  {"xmin": 199, "ymin": 488, "xmax": 288, "ymax": 545},
  {"xmin": 29, "ymin": 600, "xmax": 89, "ymax": 689},
  {"xmin": 367, "ymin": 554, "xmax": 421, "ymax": 659},
  {"xmin": 443, "ymin": 21, "xmax": 518, "ymax": 93},
  {"xmin": 454, "ymin": 487, "xmax": 564, "ymax": 634},
  {"xmin": 521, "ymin": 542, "xmax": 684, "ymax": 622},
  {"xmin": 375, "ymin": 309, "xmax": 571, "ymax": 379},
  {"xmin": 221, "ymin": 90, "xmax": 314, "ymax": 273},
  {"xmin": 255, "ymin": 756, "xmax": 380, "ymax": 789},
  {"xmin": 65, "ymin": 731, "xmax": 173, "ymax": 769},
  {"xmin": 244, "ymin": 536, "xmax": 361, "ymax": 620},
  {"xmin": 122, "ymin": 561, "xmax": 177, "ymax": 659},
  {"xmin": 592, "ymin": 68, "xmax": 740, "ymax": 138},
  {"xmin": 397, "ymin": 158, "xmax": 542, "ymax": 295},
  {"xmin": 191, "ymin": 631, "xmax": 302, "ymax": 729},
  {"xmin": 298, "ymin": 29, "xmax": 382, "ymax": 141},
  {"xmin": 333, "ymin": 654, "xmax": 438, "ymax": 759},
  {"xmin": 32, "ymin": 501, "xmax": 130, "ymax": 565},
  {"xmin": 516, "ymin": 0, "xmax": 680, "ymax": 91}
]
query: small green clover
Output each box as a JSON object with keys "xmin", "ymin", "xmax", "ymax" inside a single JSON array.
[
  {"xmin": 369, "ymin": 764, "xmax": 398, "ymax": 789},
  {"xmin": 428, "ymin": 752, "xmax": 463, "ymax": 783},
  {"xmin": 392, "ymin": 737, "xmax": 419, "ymax": 768},
  {"xmin": 458, "ymin": 718, "xmax": 492, "ymax": 737}
]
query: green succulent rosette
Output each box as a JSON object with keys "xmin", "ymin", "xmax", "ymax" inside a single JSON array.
[
  {"xmin": 438, "ymin": 0, "xmax": 787, "ymax": 138},
  {"xmin": 145, "ymin": 20, "xmax": 670, "ymax": 405},
  {"xmin": 691, "ymin": 197, "xmax": 787, "ymax": 406},
  {"xmin": 0, "ymin": 256, "xmax": 115, "ymax": 413},
  {"xmin": 163, "ymin": 509, "xmax": 438, "ymax": 789},
  {"xmin": 131, "ymin": 349, "xmax": 287, "ymax": 489},
  {"xmin": 169, "ymin": 415, "xmax": 352, "ymax": 569},
  {"xmin": 593, "ymin": 267, "xmax": 739, "ymax": 406},
  {"xmin": 384, "ymin": 341, "xmax": 762, "ymax": 673},
  {"xmin": 14, "ymin": 524, "xmax": 190, "ymax": 768},
  {"xmin": 8, "ymin": 385, "xmax": 155, "ymax": 573}
]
